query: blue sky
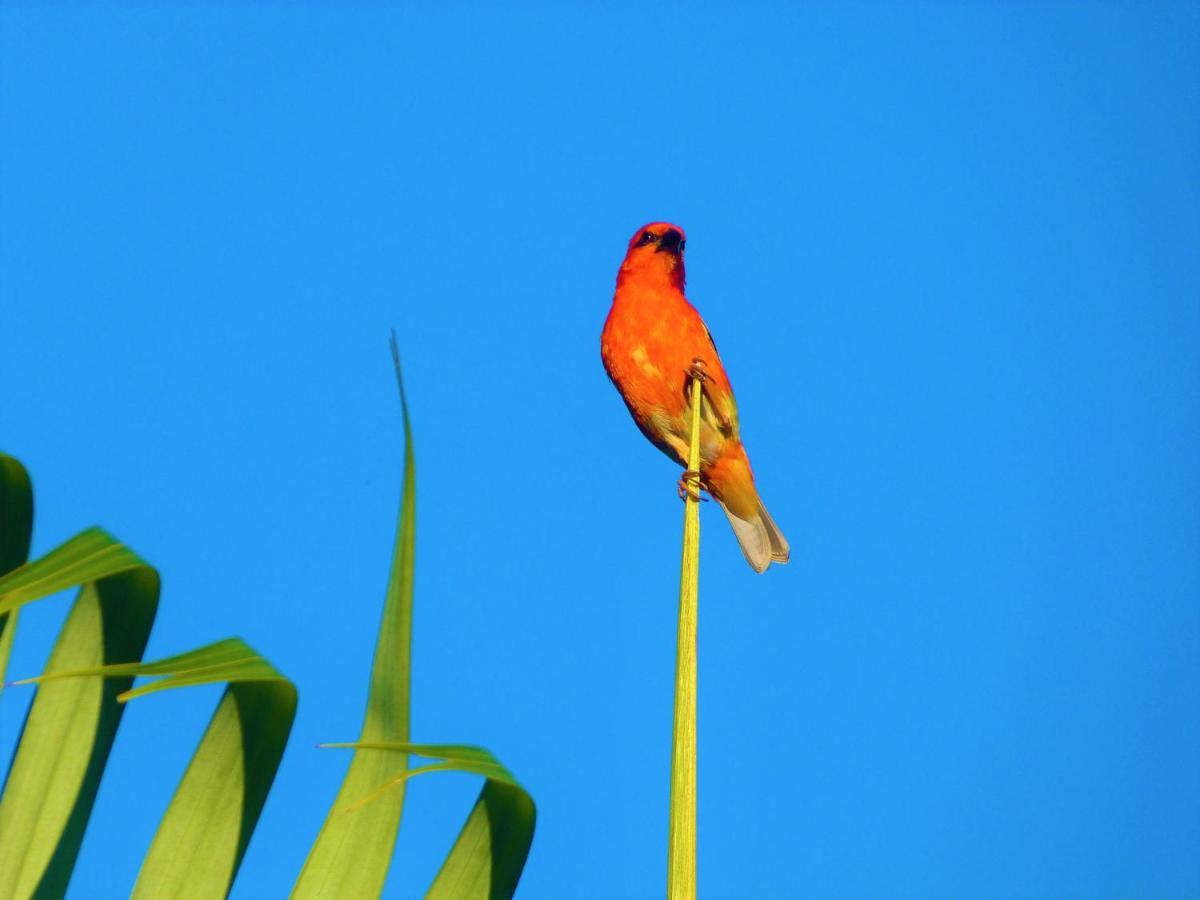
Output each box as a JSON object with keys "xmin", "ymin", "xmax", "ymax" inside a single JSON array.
[{"xmin": 2, "ymin": 3, "xmax": 1198, "ymax": 897}]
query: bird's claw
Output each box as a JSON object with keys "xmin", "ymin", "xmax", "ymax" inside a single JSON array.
[
  {"xmin": 677, "ymin": 469, "xmax": 707, "ymax": 503},
  {"xmin": 686, "ymin": 358, "xmax": 709, "ymax": 384}
]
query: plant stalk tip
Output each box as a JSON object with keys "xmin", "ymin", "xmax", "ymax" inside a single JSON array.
[{"xmin": 667, "ymin": 374, "xmax": 703, "ymax": 900}]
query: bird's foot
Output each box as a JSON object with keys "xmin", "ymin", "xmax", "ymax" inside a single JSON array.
[
  {"xmin": 686, "ymin": 357, "xmax": 709, "ymax": 384},
  {"xmin": 677, "ymin": 469, "xmax": 708, "ymax": 503}
]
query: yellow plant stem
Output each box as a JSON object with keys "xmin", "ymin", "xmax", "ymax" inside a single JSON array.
[{"xmin": 668, "ymin": 375, "xmax": 702, "ymax": 900}]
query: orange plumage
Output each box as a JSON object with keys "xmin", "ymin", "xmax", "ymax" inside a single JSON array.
[{"xmin": 601, "ymin": 222, "xmax": 789, "ymax": 572}]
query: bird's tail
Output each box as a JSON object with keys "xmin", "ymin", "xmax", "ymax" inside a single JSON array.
[
  {"xmin": 716, "ymin": 496, "xmax": 790, "ymax": 573},
  {"xmin": 706, "ymin": 445, "xmax": 790, "ymax": 573}
]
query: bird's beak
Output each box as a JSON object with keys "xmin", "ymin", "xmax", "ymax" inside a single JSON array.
[{"xmin": 657, "ymin": 229, "xmax": 683, "ymax": 255}]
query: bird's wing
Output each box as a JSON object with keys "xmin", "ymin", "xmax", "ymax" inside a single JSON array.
[
  {"xmin": 702, "ymin": 322, "xmax": 720, "ymax": 355},
  {"xmin": 698, "ymin": 324, "xmax": 740, "ymax": 439}
]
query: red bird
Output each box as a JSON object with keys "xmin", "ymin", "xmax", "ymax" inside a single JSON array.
[{"xmin": 601, "ymin": 222, "xmax": 789, "ymax": 573}]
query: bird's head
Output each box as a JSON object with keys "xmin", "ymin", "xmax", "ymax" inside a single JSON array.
[{"xmin": 618, "ymin": 222, "xmax": 687, "ymax": 291}]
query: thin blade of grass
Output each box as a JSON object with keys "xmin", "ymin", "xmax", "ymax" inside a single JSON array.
[
  {"xmin": 0, "ymin": 555, "xmax": 159, "ymax": 898},
  {"xmin": 20, "ymin": 638, "xmax": 297, "ymax": 897},
  {"xmin": 669, "ymin": 376, "xmax": 703, "ymax": 900},
  {"xmin": 321, "ymin": 741, "xmax": 536, "ymax": 900},
  {"xmin": 292, "ymin": 332, "xmax": 416, "ymax": 898},
  {"xmin": 0, "ymin": 454, "xmax": 34, "ymax": 690}
]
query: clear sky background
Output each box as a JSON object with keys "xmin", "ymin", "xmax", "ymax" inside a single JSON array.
[{"xmin": 2, "ymin": 3, "xmax": 1198, "ymax": 898}]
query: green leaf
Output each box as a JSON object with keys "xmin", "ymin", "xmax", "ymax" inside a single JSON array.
[
  {"xmin": 0, "ymin": 453, "xmax": 34, "ymax": 690},
  {"xmin": 0, "ymin": 527, "xmax": 146, "ymax": 618},
  {"xmin": 0, "ymin": 459, "xmax": 294, "ymax": 898},
  {"xmin": 0, "ymin": 552, "xmax": 159, "ymax": 898},
  {"xmin": 20, "ymin": 638, "xmax": 297, "ymax": 898},
  {"xmin": 0, "ymin": 609, "xmax": 15, "ymax": 700},
  {"xmin": 296, "ymin": 337, "xmax": 537, "ymax": 898},
  {"xmin": 320, "ymin": 742, "xmax": 537, "ymax": 900},
  {"xmin": 430, "ymin": 780, "xmax": 537, "ymax": 900},
  {"xmin": 0, "ymin": 454, "xmax": 32, "ymax": 576},
  {"xmin": 293, "ymin": 333, "xmax": 417, "ymax": 898},
  {"xmin": 0, "ymin": 482, "xmax": 160, "ymax": 898}
]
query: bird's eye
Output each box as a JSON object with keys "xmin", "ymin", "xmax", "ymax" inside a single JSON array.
[
  {"xmin": 639, "ymin": 231, "xmax": 657, "ymax": 246},
  {"xmin": 679, "ymin": 240, "xmax": 686, "ymax": 252}
]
